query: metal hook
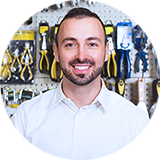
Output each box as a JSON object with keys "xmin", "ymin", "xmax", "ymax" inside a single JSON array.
[{"xmin": 57, "ymin": 16, "xmax": 64, "ymax": 24}]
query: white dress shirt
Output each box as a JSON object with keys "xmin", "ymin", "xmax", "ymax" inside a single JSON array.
[{"xmin": 11, "ymin": 80, "xmax": 149, "ymax": 160}]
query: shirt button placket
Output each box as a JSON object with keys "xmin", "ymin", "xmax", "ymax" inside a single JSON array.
[{"xmin": 72, "ymin": 113, "xmax": 84, "ymax": 160}]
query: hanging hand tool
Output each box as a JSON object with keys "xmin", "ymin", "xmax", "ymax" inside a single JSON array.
[
  {"xmin": 119, "ymin": 34, "xmax": 131, "ymax": 78},
  {"xmin": 115, "ymin": 77, "xmax": 125, "ymax": 96},
  {"xmin": 20, "ymin": 42, "xmax": 33, "ymax": 81},
  {"xmin": 21, "ymin": 42, "xmax": 33, "ymax": 65},
  {"xmin": 50, "ymin": 19, "xmax": 63, "ymax": 82},
  {"xmin": 8, "ymin": 0, "xmax": 14, "ymax": 17},
  {"xmin": 39, "ymin": 33, "xmax": 50, "ymax": 73},
  {"xmin": 102, "ymin": 21, "xmax": 117, "ymax": 78},
  {"xmin": 19, "ymin": 0, "xmax": 32, "ymax": 24},
  {"xmin": 34, "ymin": 0, "xmax": 49, "ymax": 12},
  {"xmin": 19, "ymin": 88, "xmax": 36, "ymax": 103},
  {"xmin": 39, "ymin": 20, "xmax": 50, "ymax": 74},
  {"xmin": 10, "ymin": 48, "xmax": 22, "ymax": 75},
  {"xmin": 117, "ymin": 20, "xmax": 133, "ymax": 79},
  {"xmin": 115, "ymin": 20, "xmax": 132, "ymax": 96},
  {"xmin": 105, "ymin": 36, "xmax": 117, "ymax": 78},
  {"xmin": 0, "ymin": 54, "xmax": 12, "ymax": 81},
  {"xmin": 149, "ymin": 78, "xmax": 160, "ymax": 128},
  {"xmin": 50, "ymin": 52, "xmax": 63, "ymax": 82},
  {"xmin": 136, "ymin": 77, "xmax": 148, "ymax": 115},
  {"xmin": 4, "ymin": 86, "xmax": 19, "ymax": 108},
  {"xmin": 72, "ymin": 0, "xmax": 80, "ymax": 6},
  {"xmin": 133, "ymin": 25, "xmax": 148, "ymax": 73},
  {"xmin": 20, "ymin": 54, "xmax": 33, "ymax": 81},
  {"xmin": 0, "ymin": 43, "xmax": 12, "ymax": 64},
  {"xmin": 55, "ymin": 0, "xmax": 66, "ymax": 9}
]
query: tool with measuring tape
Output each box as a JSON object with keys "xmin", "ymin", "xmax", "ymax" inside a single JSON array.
[
  {"xmin": 133, "ymin": 25, "xmax": 148, "ymax": 73},
  {"xmin": 19, "ymin": 0, "xmax": 32, "ymax": 24},
  {"xmin": 39, "ymin": 20, "xmax": 50, "ymax": 73},
  {"xmin": 50, "ymin": 18, "xmax": 63, "ymax": 82}
]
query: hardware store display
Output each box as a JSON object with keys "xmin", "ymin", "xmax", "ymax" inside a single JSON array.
[
  {"xmin": 0, "ymin": 31, "xmax": 35, "ymax": 84},
  {"xmin": 0, "ymin": 0, "xmax": 159, "ymax": 118}
]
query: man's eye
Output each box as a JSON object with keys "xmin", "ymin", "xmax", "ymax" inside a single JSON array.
[
  {"xmin": 66, "ymin": 43, "xmax": 75, "ymax": 47},
  {"xmin": 89, "ymin": 43, "xmax": 97, "ymax": 47}
]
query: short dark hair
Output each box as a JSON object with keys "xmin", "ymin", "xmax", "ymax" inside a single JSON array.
[{"xmin": 55, "ymin": 7, "xmax": 107, "ymax": 48}]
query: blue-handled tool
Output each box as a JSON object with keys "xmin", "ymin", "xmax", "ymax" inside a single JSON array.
[
  {"xmin": 133, "ymin": 25, "xmax": 148, "ymax": 73},
  {"xmin": 119, "ymin": 49, "xmax": 131, "ymax": 78}
]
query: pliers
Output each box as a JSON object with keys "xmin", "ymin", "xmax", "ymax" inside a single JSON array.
[
  {"xmin": 39, "ymin": 33, "xmax": 50, "ymax": 73},
  {"xmin": 105, "ymin": 36, "xmax": 117, "ymax": 78},
  {"xmin": 20, "ymin": 42, "xmax": 33, "ymax": 81},
  {"xmin": 10, "ymin": 48, "xmax": 22, "ymax": 75},
  {"xmin": 39, "ymin": 20, "xmax": 50, "ymax": 74},
  {"xmin": 119, "ymin": 34, "xmax": 131, "ymax": 78},
  {"xmin": 133, "ymin": 25, "xmax": 148, "ymax": 73},
  {"xmin": 50, "ymin": 23, "xmax": 63, "ymax": 82},
  {"xmin": 19, "ymin": 0, "xmax": 32, "ymax": 24}
]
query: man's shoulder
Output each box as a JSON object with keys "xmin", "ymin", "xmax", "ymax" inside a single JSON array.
[{"xmin": 106, "ymin": 88, "xmax": 148, "ymax": 119}]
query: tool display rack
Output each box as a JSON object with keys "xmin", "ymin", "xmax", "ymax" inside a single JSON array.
[{"xmin": 0, "ymin": 0, "xmax": 158, "ymax": 114}]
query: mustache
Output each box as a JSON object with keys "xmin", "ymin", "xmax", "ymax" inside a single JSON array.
[{"xmin": 69, "ymin": 58, "xmax": 95, "ymax": 66}]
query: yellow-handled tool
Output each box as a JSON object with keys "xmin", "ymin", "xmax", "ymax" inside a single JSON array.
[
  {"xmin": 50, "ymin": 21, "xmax": 63, "ymax": 82},
  {"xmin": 115, "ymin": 78, "xmax": 125, "ymax": 96},
  {"xmin": 39, "ymin": 20, "xmax": 50, "ymax": 74},
  {"xmin": 50, "ymin": 51, "xmax": 63, "ymax": 82}
]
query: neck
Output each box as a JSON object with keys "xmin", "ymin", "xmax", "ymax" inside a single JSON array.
[{"xmin": 62, "ymin": 76, "xmax": 102, "ymax": 109}]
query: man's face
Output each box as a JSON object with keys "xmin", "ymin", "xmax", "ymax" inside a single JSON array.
[{"xmin": 53, "ymin": 17, "xmax": 109, "ymax": 85}]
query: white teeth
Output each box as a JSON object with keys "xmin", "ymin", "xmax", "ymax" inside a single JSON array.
[{"xmin": 75, "ymin": 66, "xmax": 90, "ymax": 70}]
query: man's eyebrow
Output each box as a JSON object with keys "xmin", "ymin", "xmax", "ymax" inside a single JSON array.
[
  {"xmin": 61, "ymin": 37, "xmax": 77, "ymax": 44},
  {"xmin": 86, "ymin": 37, "xmax": 102, "ymax": 43}
]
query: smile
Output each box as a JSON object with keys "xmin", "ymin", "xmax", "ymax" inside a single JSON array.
[{"xmin": 74, "ymin": 66, "xmax": 91, "ymax": 71}]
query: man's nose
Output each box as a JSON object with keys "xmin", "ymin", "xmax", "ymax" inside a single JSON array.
[{"xmin": 75, "ymin": 45, "xmax": 88, "ymax": 62}]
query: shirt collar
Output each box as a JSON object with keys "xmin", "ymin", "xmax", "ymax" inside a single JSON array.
[
  {"xmin": 50, "ymin": 80, "xmax": 65, "ymax": 108},
  {"xmin": 50, "ymin": 79, "xmax": 109, "ymax": 114},
  {"xmin": 93, "ymin": 78, "xmax": 109, "ymax": 114}
]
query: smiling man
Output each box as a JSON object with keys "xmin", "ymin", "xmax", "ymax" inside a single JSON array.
[{"xmin": 11, "ymin": 8, "xmax": 149, "ymax": 160}]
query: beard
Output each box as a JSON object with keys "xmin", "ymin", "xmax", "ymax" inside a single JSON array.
[{"xmin": 60, "ymin": 58, "xmax": 104, "ymax": 86}]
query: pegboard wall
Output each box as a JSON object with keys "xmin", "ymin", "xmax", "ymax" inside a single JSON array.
[{"xmin": 0, "ymin": 0, "xmax": 158, "ymax": 114}]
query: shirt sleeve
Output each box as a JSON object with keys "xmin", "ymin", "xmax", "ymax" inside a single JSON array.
[
  {"xmin": 0, "ymin": 105, "xmax": 28, "ymax": 160},
  {"xmin": 129, "ymin": 114, "xmax": 158, "ymax": 160}
]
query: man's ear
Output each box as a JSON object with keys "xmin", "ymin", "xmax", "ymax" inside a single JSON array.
[
  {"xmin": 104, "ymin": 42, "xmax": 109, "ymax": 62},
  {"xmin": 53, "ymin": 43, "xmax": 59, "ymax": 62}
]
